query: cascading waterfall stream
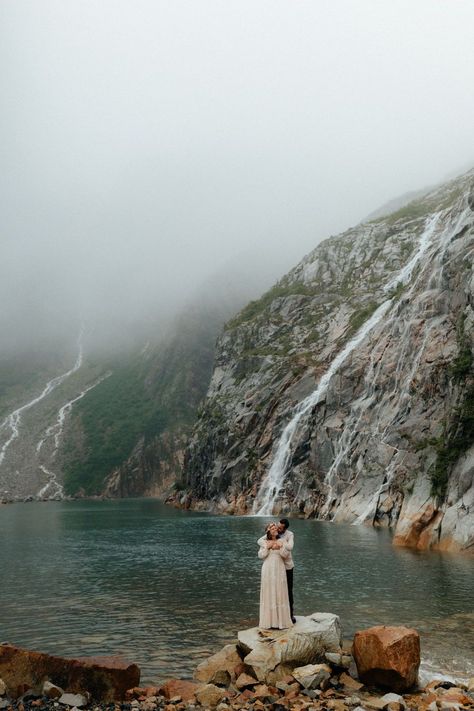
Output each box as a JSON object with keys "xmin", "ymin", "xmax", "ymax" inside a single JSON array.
[
  {"xmin": 252, "ymin": 298, "xmax": 394, "ymax": 515},
  {"xmin": 0, "ymin": 326, "xmax": 84, "ymax": 468},
  {"xmin": 252, "ymin": 202, "xmax": 471, "ymax": 517},
  {"xmin": 35, "ymin": 371, "xmax": 112, "ymax": 499},
  {"xmin": 37, "ymin": 465, "xmax": 64, "ymax": 499},
  {"xmin": 36, "ymin": 371, "xmax": 111, "ymax": 456}
]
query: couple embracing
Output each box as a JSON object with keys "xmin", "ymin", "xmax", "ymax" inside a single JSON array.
[{"xmin": 257, "ymin": 518, "xmax": 295, "ymax": 630}]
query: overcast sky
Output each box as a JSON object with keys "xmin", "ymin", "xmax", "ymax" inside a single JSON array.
[{"xmin": 1, "ymin": 1, "xmax": 474, "ymax": 353}]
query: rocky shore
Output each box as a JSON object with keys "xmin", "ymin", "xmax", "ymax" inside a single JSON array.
[{"xmin": 1, "ymin": 614, "xmax": 473, "ymax": 711}]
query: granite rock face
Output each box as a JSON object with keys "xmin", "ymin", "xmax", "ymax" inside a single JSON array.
[{"xmin": 180, "ymin": 170, "xmax": 474, "ymax": 553}]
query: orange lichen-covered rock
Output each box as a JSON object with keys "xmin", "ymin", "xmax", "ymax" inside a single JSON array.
[
  {"xmin": 0, "ymin": 644, "xmax": 140, "ymax": 701},
  {"xmin": 158, "ymin": 678, "xmax": 201, "ymax": 702},
  {"xmin": 352, "ymin": 626, "xmax": 420, "ymax": 692}
]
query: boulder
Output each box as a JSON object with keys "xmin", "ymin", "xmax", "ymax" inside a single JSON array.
[
  {"xmin": 292, "ymin": 663, "xmax": 331, "ymax": 690},
  {"xmin": 194, "ymin": 644, "xmax": 242, "ymax": 684},
  {"xmin": 237, "ymin": 612, "xmax": 342, "ymax": 684},
  {"xmin": 195, "ymin": 683, "xmax": 227, "ymax": 708},
  {"xmin": 159, "ymin": 679, "xmax": 200, "ymax": 702},
  {"xmin": 353, "ymin": 626, "xmax": 420, "ymax": 692},
  {"xmin": 0, "ymin": 644, "xmax": 140, "ymax": 701}
]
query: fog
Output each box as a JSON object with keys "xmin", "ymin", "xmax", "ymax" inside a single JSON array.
[{"xmin": 2, "ymin": 1, "xmax": 474, "ymax": 354}]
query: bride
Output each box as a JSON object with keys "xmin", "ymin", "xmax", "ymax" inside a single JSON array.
[{"xmin": 258, "ymin": 522, "xmax": 293, "ymax": 629}]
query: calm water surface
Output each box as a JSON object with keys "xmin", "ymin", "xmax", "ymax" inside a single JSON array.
[{"xmin": 1, "ymin": 499, "xmax": 473, "ymax": 684}]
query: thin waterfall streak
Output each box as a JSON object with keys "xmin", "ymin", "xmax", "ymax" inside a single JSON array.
[
  {"xmin": 0, "ymin": 327, "xmax": 85, "ymax": 467},
  {"xmin": 321, "ymin": 323, "xmax": 397, "ymax": 515},
  {"xmin": 252, "ymin": 298, "xmax": 394, "ymax": 515},
  {"xmin": 383, "ymin": 214, "xmax": 440, "ymax": 293},
  {"xmin": 338, "ymin": 204, "xmax": 472, "ymax": 521},
  {"xmin": 37, "ymin": 465, "xmax": 64, "ymax": 499},
  {"xmin": 37, "ymin": 371, "xmax": 112, "ymax": 458}
]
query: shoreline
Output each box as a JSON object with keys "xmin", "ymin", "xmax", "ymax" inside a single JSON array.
[
  {"xmin": 1, "ymin": 619, "xmax": 474, "ymax": 711},
  {"xmin": 3, "ymin": 493, "xmax": 474, "ymax": 559}
]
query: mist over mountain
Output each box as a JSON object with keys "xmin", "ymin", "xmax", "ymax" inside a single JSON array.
[{"xmin": 2, "ymin": 1, "xmax": 474, "ymax": 360}]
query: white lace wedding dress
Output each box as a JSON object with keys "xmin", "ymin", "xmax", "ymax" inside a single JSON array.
[{"xmin": 258, "ymin": 543, "xmax": 293, "ymax": 629}]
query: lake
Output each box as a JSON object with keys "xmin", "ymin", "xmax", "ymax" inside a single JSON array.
[{"xmin": 1, "ymin": 499, "xmax": 473, "ymax": 685}]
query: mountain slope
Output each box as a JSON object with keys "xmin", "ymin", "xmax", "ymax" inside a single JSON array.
[
  {"xmin": 0, "ymin": 264, "xmax": 265, "ymax": 500},
  {"xmin": 177, "ymin": 169, "xmax": 474, "ymax": 553}
]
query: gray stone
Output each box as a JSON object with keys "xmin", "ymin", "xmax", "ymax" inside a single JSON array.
[
  {"xmin": 325, "ymin": 652, "xmax": 342, "ymax": 666},
  {"xmin": 43, "ymin": 681, "xmax": 64, "ymax": 699},
  {"xmin": 380, "ymin": 693, "xmax": 407, "ymax": 709},
  {"xmin": 58, "ymin": 693, "xmax": 89, "ymax": 708},
  {"xmin": 293, "ymin": 663, "xmax": 332, "ymax": 690}
]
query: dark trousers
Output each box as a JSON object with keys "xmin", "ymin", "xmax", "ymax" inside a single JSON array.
[{"xmin": 286, "ymin": 568, "xmax": 294, "ymax": 618}]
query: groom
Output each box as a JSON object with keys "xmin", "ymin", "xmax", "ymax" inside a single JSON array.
[
  {"xmin": 257, "ymin": 518, "xmax": 295, "ymax": 623},
  {"xmin": 278, "ymin": 518, "xmax": 295, "ymax": 623}
]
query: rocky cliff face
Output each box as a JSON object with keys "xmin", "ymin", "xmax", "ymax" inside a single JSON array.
[{"xmin": 180, "ymin": 169, "xmax": 474, "ymax": 553}]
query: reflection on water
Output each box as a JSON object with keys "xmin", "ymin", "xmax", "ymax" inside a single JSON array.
[{"xmin": 0, "ymin": 500, "xmax": 473, "ymax": 684}]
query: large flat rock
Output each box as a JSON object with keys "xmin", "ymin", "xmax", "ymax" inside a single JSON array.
[
  {"xmin": 0, "ymin": 644, "xmax": 140, "ymax": 701},
  {"xmin": 237, "ymin": 612, "xmax": 342, "ymax": 684}
]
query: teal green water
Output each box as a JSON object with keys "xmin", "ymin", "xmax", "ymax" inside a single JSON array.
[{"xmin": 0, "ymin": 499, "xmax": 473, "ymax": 684}]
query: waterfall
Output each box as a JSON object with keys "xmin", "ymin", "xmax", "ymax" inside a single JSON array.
[
  {"xmin": 37, "ymin": 465, "xmax": 64, "ymax": 499},
  {"xmin": 35, "ymin": 371, "xmax": 112, "ymax": 500},
  {"xmin": 36, "ymin": 371, "xmax": 111, "ymax": 455},
  {"xmin": 252, "ymin": 204, "xmax": 469, "ymax": 517},
  {"xmin": 0, "ymin": 326, "xmax": 84, "ymax": 467},
  {"xmin": 252, "ymin": 298, "xmax": 394, "ymax": 515},
  {"xmin": 325, "ymin": 204, "xmax": 471, "ymax": 522}
]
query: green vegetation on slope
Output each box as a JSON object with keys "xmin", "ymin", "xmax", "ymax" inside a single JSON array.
[
  {"xmin": 63, "ymin": 319, "xmax": 217, "ymax": 496},
  {"xmin": 429, "ymin": 383, "xmax": 474, "ymax": 500},
  {"xmin": 430, "ymin": 315, "xmax": 474, "ymax": 500},
  {"xmin": 225, "ymin": 280, "xmax": 319, "ymax": 330}
]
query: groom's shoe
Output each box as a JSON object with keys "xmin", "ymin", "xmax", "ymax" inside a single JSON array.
[{"xmin": 291, "ymin": 616, "xmax": 296, "ymax": 623}]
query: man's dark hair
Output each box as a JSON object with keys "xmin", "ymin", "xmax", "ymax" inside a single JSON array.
[{"xmin": 280, "ymin": 518, "xmax": 290, "ymax": 530}]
